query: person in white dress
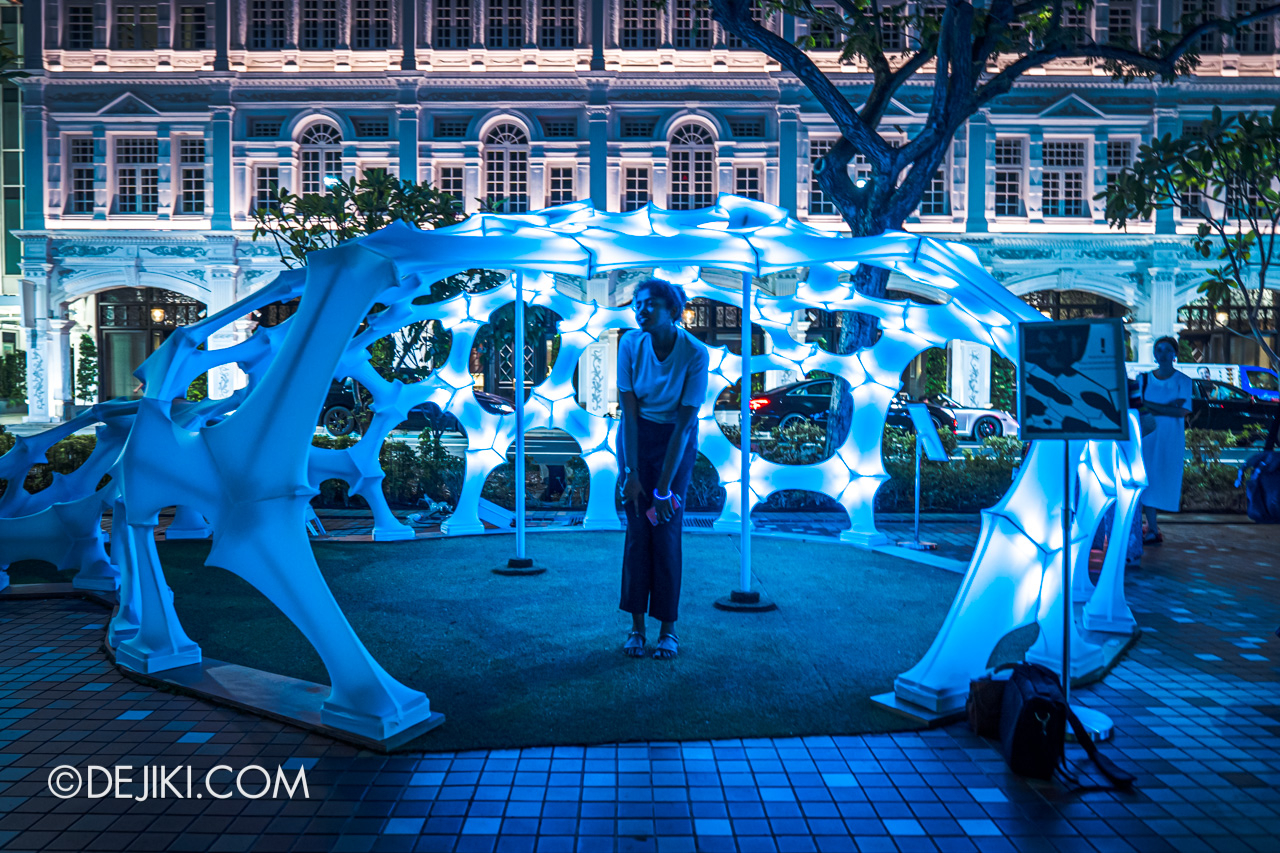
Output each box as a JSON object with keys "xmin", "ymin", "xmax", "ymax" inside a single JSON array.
[{"xmin": 1139, "ymin": 336, "xmax": 1193, "ymax": 543}]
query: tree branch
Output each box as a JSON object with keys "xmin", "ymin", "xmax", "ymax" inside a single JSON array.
[
  {"xmin": 708, "ymin": 0, "xmax": 893, "ymax": 166},
  {"xmin": 861, "ymin": 48, "xmax": 935, "ymax": 128}
]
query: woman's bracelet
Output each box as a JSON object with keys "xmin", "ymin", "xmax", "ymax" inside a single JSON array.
[{"xmin": 653, "ymin": 489, "xmax": 673, "ymax": 501}]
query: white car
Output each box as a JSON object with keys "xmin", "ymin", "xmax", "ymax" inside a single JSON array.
[{"xmin": 930, "ymin": 394, "xmax": 1020, "ymax": 440}]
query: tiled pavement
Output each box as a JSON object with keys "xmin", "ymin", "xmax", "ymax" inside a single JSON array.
[{"xmin": 1, "ymin": 518, "xmax": 1278, "ymax": 852}]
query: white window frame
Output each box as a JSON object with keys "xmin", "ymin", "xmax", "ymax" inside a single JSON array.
[
  {"xmin": 622, "ymin": 165, "xmax": 651, "ymax": 212},
  {"xmin": 619, "ymin": 0, "xmax": 659, "ymax": 48},
  {"xmin": 993, "ymin": 136, "xmax": 1026, "ymax": 218},
  {"xmin": 252, "ymin": 164, "xmax": 281, "ymax": 213},
  {"xmin": 65, "ymin": 136, "xmax": 96, "ymax": 216},
  {"xmin": 546, "ymin": 164, "xmax": 576, "ymax": 206},
  {"xmin": 1041, "ymin": 138, "xmax": 1090, "ymax": 219},
  {"xmin": 436, "ymin": 164, "xmax": 466, "ymax": 209},
  {"xmin": 112, "ymin": 136, "xmax": 160, "ymax": 215},
  {"xmin": 733, "ymin": 164, "xmax": 763, "ymax": 201},
  {"xmin": 175, "ymin": 137, "xmax": 208, "ymax": 216},
  {"xmin": 807, "ymin": 137, "xmax": 838, "ymax": 217},
  {"xmin": 916, "ymin": 157, "xmax": 950, "ymax": 218},
  {"xmin": 300, "ymin": 0, "xmax": 340, "ymax": 50},
  {"xmin": 538, "ymin": 0, "xmax": 576, "ymax": 48},
  {"xmin": 484, "ymin": 123, "xmax": 530, "ymax": 212},
  {"xmin": 668, "ymin": 124, "xmax": 717, "ymax": 211},
  {"xmin": 298, "ymin": 122, "xmax": 344, "ymax": 196}
]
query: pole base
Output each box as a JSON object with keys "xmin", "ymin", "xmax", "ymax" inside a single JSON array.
[
  {"xmin": 714, "ymin": 589, "xmax": 777, "ymax": 612},
  {"xmin": 1067, "ymin": 705, "xmax": 1114, "ymax": 743},
  {"xmin": 493, "ymin": 557, "xmax": 545, "ymax": 576},
  {"xmin": 898, "ymin": 540, "xmax": 938, "ymax": 551}
]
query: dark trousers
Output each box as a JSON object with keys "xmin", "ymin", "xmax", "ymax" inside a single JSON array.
[{"xmin": 618, "ymin": 416, "xmax": 696, "ymax": 623}]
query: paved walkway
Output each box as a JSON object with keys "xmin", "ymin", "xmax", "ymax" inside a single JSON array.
[{"xmin": 1, "ymin": 517, "xmax": 1278, "ymax": 853}]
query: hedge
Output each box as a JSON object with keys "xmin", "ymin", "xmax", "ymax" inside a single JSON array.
[{"xmin": 0, "ymin": 422, "xmax": 1264, "ymax": 515}]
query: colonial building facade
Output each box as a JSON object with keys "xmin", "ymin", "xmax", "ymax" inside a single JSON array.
[{"xmin": 10, "ymin": 0, "xmax": 1280, "ymax": 421}]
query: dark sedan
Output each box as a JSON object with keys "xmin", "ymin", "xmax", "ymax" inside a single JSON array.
[
  {"xmin": 743, "ymin": 380, "xmax": 957, "ymax": 433},
  {"xmin": 1188, "ymin": 379, "xmax": 1280, "ymax": 433},
  {"xmin": 319, "ymin": 379, "xmax": 515, "ymax": 437}
]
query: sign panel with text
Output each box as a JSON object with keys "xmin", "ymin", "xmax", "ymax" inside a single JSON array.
[{"xmin": 1017, "ymin": 318, "xmax": 1130, "ymax": 441}]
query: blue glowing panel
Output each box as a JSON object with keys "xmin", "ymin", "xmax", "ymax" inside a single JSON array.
[{"xmin": 0, "ymin": 197, "xmax": 1146, "ymax": 736}]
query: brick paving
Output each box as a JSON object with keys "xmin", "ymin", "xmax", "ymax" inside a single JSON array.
[{"xmin": 1, "ymin": 517, "xmax": 1278, "ymax": 852}]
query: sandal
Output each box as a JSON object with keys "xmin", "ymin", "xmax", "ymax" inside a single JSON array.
[
  {"xmin": 623, "ymin": 631, "xmax": 646, "ymax": 657},
  {"xmin": 653, "ymin": 633, "xmax": 679, "ymax": 660},
  {"xmin": 1143, "ymin": 532, "xmax": 1163, "ymax": 545}
]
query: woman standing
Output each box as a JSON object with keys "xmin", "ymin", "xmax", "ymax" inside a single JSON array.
[
  {"xmin": 1139, "ymin": 336, "xmax": 1193, "ymax": 544},
  {"xmin": 616, "ymin": 279, "xmax": 709, "ymax": 659}
]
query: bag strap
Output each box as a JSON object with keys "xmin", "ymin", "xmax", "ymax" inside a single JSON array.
[
  {"xmin": 1063, "ymin": 705, "xmax": 1136, "ymax": 789},
  {"xmin": 1265, "ymin": 413, "xmax": 1279, "ymax": 453}
]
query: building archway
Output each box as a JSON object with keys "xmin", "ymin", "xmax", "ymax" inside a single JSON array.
[
  {"xmin": 96, "ymin": 287, "xmax": 207, "ymax": 400},
  {"xmin": 1178, "ymin": 289, "xmax": 1279, "ymax": 366},
  {"xmin": 1019, "ymin": 288, "xmax": 1131, "ymax": 322}
]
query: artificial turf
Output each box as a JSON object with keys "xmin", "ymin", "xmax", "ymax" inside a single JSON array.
[{"xmin": 9, "ymin": 532, "xmax": 1029, "ymax": 751}]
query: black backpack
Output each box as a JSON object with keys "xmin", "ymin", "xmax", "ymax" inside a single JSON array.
[
  {"xmin": 999, "ymin": 663, "xmax": 1068, "ymax": 778},
  {"xmin": 971, "ymin": 662, "xmax": 1136, "ymax": 789}
]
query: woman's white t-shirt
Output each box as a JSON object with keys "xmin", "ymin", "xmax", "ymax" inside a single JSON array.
[{"xmin": 617, "ymin": 328, "xmax": 710, "ymax": 424}]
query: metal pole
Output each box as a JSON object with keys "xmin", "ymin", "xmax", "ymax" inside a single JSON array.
[
  {"xmin": 515, "ymin": 272, "xmax": 526, "ymax": 560},
  {"xmin": 914, "ymin": 433, "xmax": 922, "ymax": 546},
  {"xmin": 739, "ymin": 271, "xmax": 752, "ymax": 594},
  {"xmin": 1062, "ymin": 439, "xmax": 1072, "ymax": 705}
]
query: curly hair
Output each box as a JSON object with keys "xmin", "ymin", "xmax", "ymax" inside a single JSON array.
[{"xmin": 633, "ymin": 279, "xmax": 689, "ymax": 320}]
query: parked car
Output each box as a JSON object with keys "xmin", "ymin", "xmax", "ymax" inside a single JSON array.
[
  {"xmin": 745, "ymin": 379, "xmax": 837, "ymax": 431},
  {"xmin": 742, "ymin": 380, "xmax": 957, "ymax": 434},
  {"xmin": 925, "ymin": 393, "xmax": 1020, "ymax": 440},
  {"xmin": 886, "ymin": 394, "xmax": 958, "ymax": 435},
  {"xmin": 319, "ymin": 379, "xmax": 515, "ymax": 437},
  {"xmin": 402, "ymin": 391, "xmax": 515, "ymax": 434},
  {"xmin": 320, "ymin": 379, "xmax": 364, "ymax": 437},
  {"xmin": 1187, "ymin": 379, "xmax": 1280, "ymax": 433}
]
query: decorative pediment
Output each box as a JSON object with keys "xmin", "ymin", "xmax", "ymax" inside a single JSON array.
[
  {"xmin": 96, "ymin": 92, "xmax": 161, "ymax": 117},
  {"xmin": 1038, "ymin": 94, "xmax": 1107, "ymax": 119},
  {"xmin": 879, "ymin": 98, "xmax": 918, "ymax": 118},
  {"xmin": 854, "ymin": 97, "xmax": 918, "ymax": 118}
]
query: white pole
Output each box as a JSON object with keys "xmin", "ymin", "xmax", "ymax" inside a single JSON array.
[
  {"xmin": 739, "ymin": 271, "xmax": 752, "ymax": 594},
  {"xmin": 1062, "ymin": 440, "xmax": 1072, "ymax": 705},
  {"xmin": 515, "ymin": 272, "xmax": 526, "ymax": 560},
  {"xmin": 914, "ymin": 433, "xmax": 922, "ymax": 546}
]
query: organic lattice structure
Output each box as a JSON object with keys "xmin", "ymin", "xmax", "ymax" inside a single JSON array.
[{"xmin": 0, "ymin": 197, "xmax": 1144, "ymax": 738}]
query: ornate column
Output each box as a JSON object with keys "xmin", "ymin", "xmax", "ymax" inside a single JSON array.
[
  {"xmin": 1144, "ymin": 244, "xmax": 1182, "ymax": 361},
  {"xmin": 206, "ymin": 264, "xmax": 245, "ymax": 400},
  {"xmin": 56, "ymin": 312, "xmax": 77, "ymax": 418},
  {"xmin": 400, "ymin": 0, "xmax": 418, "ymax": 70},
  {"xmin": 586, "ymin": 102, "xmax": 610, "ymax": 210},
  {"xmin": 963, "ymin": 113, "xmax": 989, "ymax": 233},
  {"xmin": 211, "ymin": 105, "xmax": 234, "ymax": 230},
  {"xmin": 1153, "ymin": 107, "xmax": 1179, "ymax": 235},
  {"xmin": 776, "ymin": 105, "xmax": 799, "ymax": 216},
  {"xmin": 397, "ymin": 101, "xmax": 419, "ymax": 182},
  {"xmin": 1026, "ymin": 128, "xmax": 1044, "ymax": 224},
  {"xmin": 19, "ymin": 261, "xmax": 55, "ymax": 423}
]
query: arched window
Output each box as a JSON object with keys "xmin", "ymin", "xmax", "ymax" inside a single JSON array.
[
  {"xmin": 669, "ymin": 124, "xmax": 715, "ymax": 210},
  {"xmin": 299, "ymin": 123, "xmax": 343, "ymax": 195},
  {"xmin": 484, "ymin": 124, "xmax": 529, "ymax": 212}
]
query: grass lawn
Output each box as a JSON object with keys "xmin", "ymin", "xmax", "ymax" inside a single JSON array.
[{"xmin": 10, "ymin": 532, "xmax": 1032, "ymax": 751}]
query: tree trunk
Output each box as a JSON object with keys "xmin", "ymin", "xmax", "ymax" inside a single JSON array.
[{"xmin": 824, "ymin": 261, "xmax": 891, "ymax": 456}]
